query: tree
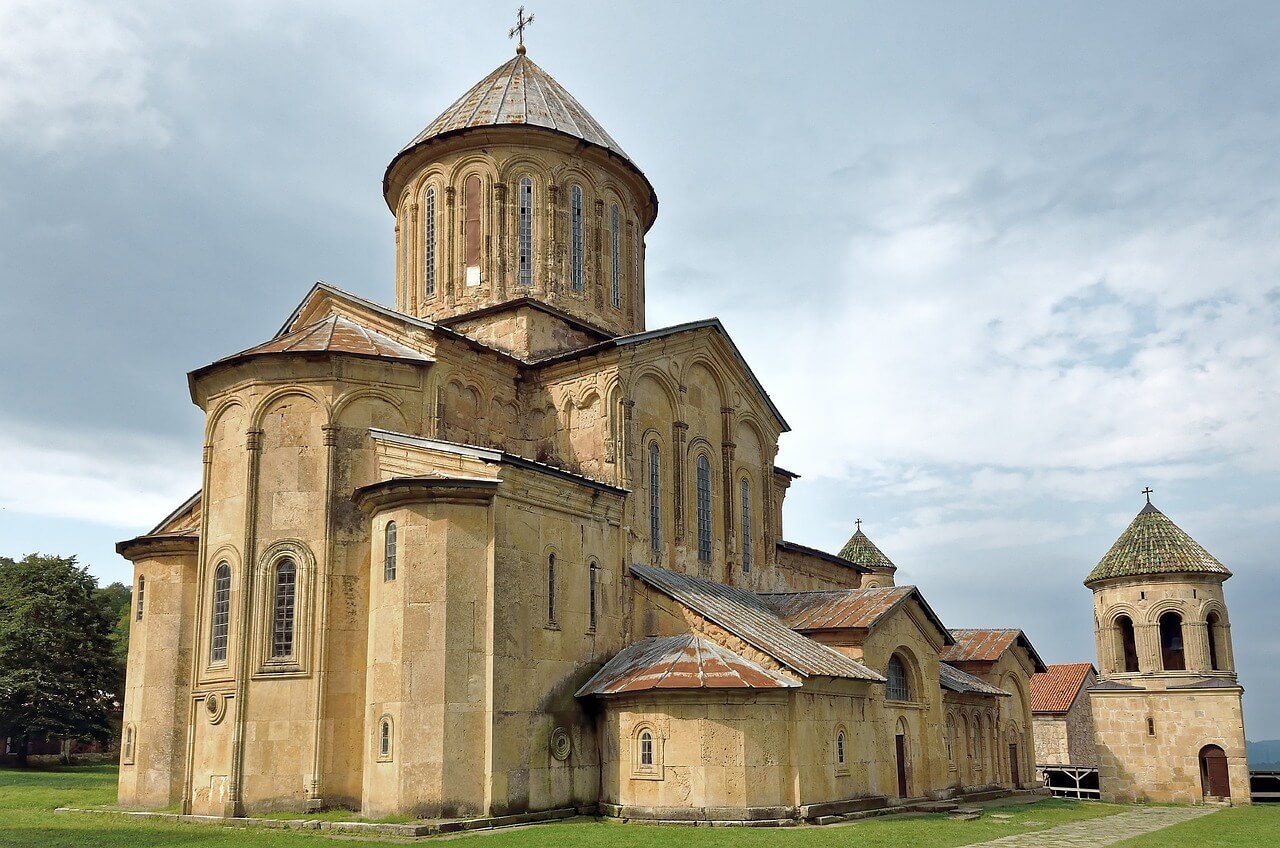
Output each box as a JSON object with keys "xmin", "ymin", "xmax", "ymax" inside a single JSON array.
[{"xmin": 0, "ymin": 554, "xmax": 120, "ymax": 765}]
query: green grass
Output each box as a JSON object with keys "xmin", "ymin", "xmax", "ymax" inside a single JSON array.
[
  {"xmin": 0, "ymin": 763, "xmax": 1128, "ymax": 847},
  {"xmin": 1114, "ymin": 804, "xmax": 1280, "ymax": 848}
]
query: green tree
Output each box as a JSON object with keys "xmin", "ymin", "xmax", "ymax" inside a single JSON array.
[{"xmin": 0, "ymin": 554, "xmax": 120, "ymax": 765}]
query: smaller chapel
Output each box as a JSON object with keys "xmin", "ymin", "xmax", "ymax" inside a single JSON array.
[{"xmin": 114, "ymin": 41, "xmax": 1236, "ymax": 824}]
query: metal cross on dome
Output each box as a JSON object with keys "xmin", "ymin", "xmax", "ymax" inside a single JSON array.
[
  {"xmin": 1142, "ymin": 487, "xmax": 1154, "ymax": 504},
  {"xmin": 855, "ymin": 518, "xmax": 863, "ymax": 532},
  {"xmin": 509, "ymin": 6, "xmax": 534, "ymax": 53}
]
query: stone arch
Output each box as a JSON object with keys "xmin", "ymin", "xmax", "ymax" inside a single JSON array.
[
  {"xmin": 331, "ymin": 388, "xmax": 407, "ymax": 430},
  {"xmin": 1145, "ymin": 597, "xmax": 1190, "ymax": 624},
  {"xmin": 249, "ymin": 385, "xmax": 327, "ymax": 432},
  {"xmin": 442, "ymin": 378, "xmax": 484, "ymax": 444},
  {"xmin": 254, "ymin": 538, "xmax": 318, "ymax": 673},
  {"xmin": 886, "ymin": 646, "xmax": 922, "ymax": 702},
  {"xmin": 203, "ymin": 396, "xmax": 247, "ymax": 443}
]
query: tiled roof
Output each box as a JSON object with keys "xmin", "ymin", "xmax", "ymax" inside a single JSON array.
[
  {"xmin": 1030, "ymin": 663, "xmax": 1095, "ymax": 713},
  {"xmin": 1085, "ymin": 502, "xmax": 1230, "ymax": 586},
  {"xmin": 575, "ymin": 635, "xmax": 799, "ymax": 697},
  {"xmin": 403, "ymin": 53, "xmax": 629, "ymax": 161},
  {"xmin": 222, "ymin": 314, "xmax": 430, "ymax": 364},
  {"xmin": 759, "ymin": 586, "xmax": 952, "ymax": 645},
  {"xmin": 837, "ymin": 528, "xmax": 897, "ymax": 572},
  {"xmin": 629, "ymin": 565, "xmax": 884, "ymax": 682},
  {"xmin": 940, "ymin": 663, "xmax": 1011, "ymax": 697},
  {"xmin": 941, "ymin": 628, "xmax": 1048, "ymax": 672}
]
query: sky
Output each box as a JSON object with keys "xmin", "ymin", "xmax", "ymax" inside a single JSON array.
[{"xmin": 1, "ymin": 0, "xmax": 1278, "ymax": 740}]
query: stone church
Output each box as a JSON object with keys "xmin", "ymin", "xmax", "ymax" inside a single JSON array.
[{"xmin": 118, "ymin": 46, "xmax": 1078, "ymax": 823}]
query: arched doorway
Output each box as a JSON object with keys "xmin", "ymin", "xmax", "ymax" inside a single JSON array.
[
  {"xmin": 895, "ymin": 718, "xmax": 910, "ymax": 798},
  {"xmin": 1199, "ymin": 745, "xmax": 1230, "ymax": 798}
]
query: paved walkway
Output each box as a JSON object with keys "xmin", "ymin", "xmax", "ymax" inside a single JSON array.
[{"xmin": 959, "ymin": 804, "xmax": 1219, "ymax": 848}]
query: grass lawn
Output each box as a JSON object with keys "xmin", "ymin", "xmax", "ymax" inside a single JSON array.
[
  {"xmin": 1113, "ymin": 803, "xmax": 1280, "ymax": 848},
  {"xmin": 0, "ymin": 762, "xmax": 1126, "ymax": 848}
]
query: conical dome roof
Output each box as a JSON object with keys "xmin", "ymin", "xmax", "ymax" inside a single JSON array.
[
  {"xmin": 400, "ymin": 52, "xmax": 630, "ymax": 161},
  {"xmin": 837, "ymin": 526, "xmax": 897, "ymax": 573},
  {"xmin": 1084, "ymin": 501, "xmax": 1230, "ymax": 587}
]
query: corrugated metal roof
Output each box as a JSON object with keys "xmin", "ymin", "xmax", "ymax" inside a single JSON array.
[
  {"xmin": 1030, "ymin": 663, "xmax": 1095, "ymax": 713},
  {"xmin": 224, "ymin": 314, "xmax": 430, "ymax": 364},
  {"xmin": 940, "ymin": 662, "xmax": 1011, "ymax": 697},
  {"xmin": 145, "ymin": 490, "xmax": 202, "ymax": 537},
  {"xmin": 404, "ymin": 53, "xmax": 629, "ymax": 161},
  {"xmin": 759, "ymin": 586, "xmax": 954, "ymax": 644},
  {"xmin": 942, "ymin": 628, "xmax": 1047, "ymax": 673},
  {"xmin": 1085, "ymin": 502, "xmax": 1230, "ymax": 586},
  {"xmin": 836, "ymin": 527, "xmax": 897, "ymax": 573},
  {"xmin": 630, "ymin": 565, "xmax": 884, "ymax": 682},
  {"xmin": 575, "ymin": 634, "xmax": 800, "ymax": 697}
]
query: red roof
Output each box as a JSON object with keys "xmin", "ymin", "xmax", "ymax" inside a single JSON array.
[
  {"xmin": 1030, "ymin": 663, "xmax": 1096, "ymax": 713},
  {"xmin": 940, "ymin": 628, "xmax": 1048, "ymax": 672},
  {"xmin": 575, "ymin": 635, "xmax": 799, "ymax": 696},
  {"xmin": 213, "ymin": 314, "xmax": 430, "ymax": 368}
]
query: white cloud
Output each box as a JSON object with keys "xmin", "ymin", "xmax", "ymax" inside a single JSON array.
[{"xmin": 0, "ymin": 0, "xmax": 167, "ymax": 151}]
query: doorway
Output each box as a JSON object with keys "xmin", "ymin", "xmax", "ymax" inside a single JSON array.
[
  {"xmin": 895, "ymin": 733, "xmax": 908, "ymax": 797},
  {"xmin": 1009, "ymin": 744, "xmax": 1020, "ymax": 788},
  {"xmin": 1199, "ymin": 745, "xmax": 1230, "ymax": 798}
]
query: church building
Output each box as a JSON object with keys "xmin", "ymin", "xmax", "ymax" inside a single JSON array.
[{"xmin": 116, "ymin": 45, "xmax": 1049, "ymax": 824}]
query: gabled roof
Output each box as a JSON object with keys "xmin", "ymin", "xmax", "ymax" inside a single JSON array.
[
  {"xmin": 223, "ymin": 315, "xmax": 429, "ymax": 364},
  {"xmin": 532, "ymin": 318, "xmax": 790, "ymax": 431},
  {"xmin": 837, "ymin": 527, "xmax": 897, "ymax": 573},
  {"xmin": 941, "ymin": 628, "xmax": 1048, "ymax": 673},
  {"xmin": 1085, "ymin": 501, "xmax": 1231, "ymax": 586},
  {"xmin": 759, "ymin": 586, "xmax": 953, "ymax": 645},
  {"xmin": 1030, "ymin": 663, "xmax": 1096, "ymax": 713},
  {"xmin": 575, "ymin": 634, "xmax": 799, "ymax": 697},
  {"xmin": 940, "ymin": 663, "xmax": 1011, "ymax": 697},
  {"xmin": 630, "ymin": 565, "xmax": 883, "ymax": 682}
]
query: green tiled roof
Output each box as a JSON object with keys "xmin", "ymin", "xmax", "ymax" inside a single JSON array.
[
  {"xmin": 837, "ymin": 528, "xmax": 896, "ymax": 573},
  {"xmin": 1084, "ymin": 502, "xmax": 1231, "ymax": 586}
]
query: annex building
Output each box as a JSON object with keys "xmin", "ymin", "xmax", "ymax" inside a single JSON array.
[{"xmin": 115, "ymin": 44, "xmax": 1241, "ymax": 823}]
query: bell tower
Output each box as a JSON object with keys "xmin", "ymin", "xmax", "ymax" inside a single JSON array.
[
  {"xmin": 382, "ymin": 47, "xmax": 658, "ymax": 358},
  {"xmin": 1085, "ymin": 493, "xmax": 1250, "ymax": 804}
]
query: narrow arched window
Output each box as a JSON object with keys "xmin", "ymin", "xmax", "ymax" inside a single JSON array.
[
  {"xmin": 836, "ymin": 729, "xmax": 846, "ymax": 766},
  {"xmin": 136, "ymin": 575, "xmax": 145, "ymax": 621},
  {"xmin": 210, "ymin": 562, "xmax": 231, "ymax": 664},
  {"xmin": 946, "ymin": 716, "xmax": 955, "ymax": 763},
  {"xmin": 1160, "ymin": 610, "xmax": 1185, "ymax": 671},
  {"xmin": 123, "ymin": 726, "xmax": 134, "ymax": 762},
  {"xmin": 588, "ymin": 562, "xmax": 599, "ymax": 632},
  {"xmin": 639, "ymin": 729, "xmax": 654, "ymax": 768},
  {"xmin": 379, "ymin": 718, "xmax": 392, "ymax": 759},
  {"xmin": 740, "ymin": 478, "xmax": 752, "ymax": 574},
  {"xmin": 570, "ymin": 184, "xmax": 584, "ymax": 292},
  {"xmin": 609, "ymin": 203, "xmax": 621, "ymax": 307},
  {"xmin": 518, "ymin": 176, "xmax": 533, "ymax": 286},
  {"xmin": 271, "ymin": 558, "xmax": 297, "ymax": 659},
  {"xmin": 1116, "ymin": 614, "xmax": 1139, "ymax": 673},
  {"xmin": 1207, "ymin": 612, "xmax": 1221, "ymax": 670},
  {"xmin": 696, "ymin": 454, "xmax": 712, "ymax": 562},
  {"xmin": 648, "ymin": 442, "xmax": 661, "ymax": 552},
  {"xmin": 547, "ymin": 554, "xmax": 557, "ymax": 625},
  {"xmin": 423, "ymin": 187, "xmax": 437, "ymax": 297},
  {"xmin": 464, "ymin": 174, "xmax": 482, "ymax": 285},
  {"xmin": 384, "ymin": 521, "xmax": 397, "ymax": 582},
  {"xmin": 887, "ymin": 654, "xmax": 910, "ymax": 701}
]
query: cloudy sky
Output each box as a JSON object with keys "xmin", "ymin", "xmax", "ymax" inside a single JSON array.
[{"xmin": 2, "ymin": 1, "xmax": 1278, "ymax": 740}]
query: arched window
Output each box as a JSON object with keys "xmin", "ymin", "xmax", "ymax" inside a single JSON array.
[
  {"xmin": 384, "ymin": 521, "xmax": 397, "ymax": 582},
  {"xmin": 210, "ymin": 562, "xmax": 231, "ymax": 664},
  {"xmin": 1160, "ymin": 610, "xmax": 1186, "ymax": 671},
  {"xmin": 271, "ymin": 559, "xmax": 297, "ymax": 659},
  {"xmin": 547, "ymin": 554, "xmax": 557, "ymax": 625},
  {"xmin": 122, "ymin": 725, "xmax": 134, "ymax": 764},
  {"xmin": 639, "ymin": 729, "xmax": 654, "ymax": 768},
  {"xmin": 464, "ymin": 174, "xmax": 482, "ymax": 286},
  {"xmin": 836, "ymin": 729, "xmax": 847, "ymax": 767},
  {"xmin": 696, "ymin": 454, "xmax": 712, "ymax": 562},
  {"xmin": 517, "ymin": 176, "xmax": 533, "ymax": 286},
  {"xmin": 609, "ymin": 203, "xmax": 621, "ymax": 307},
  {"xmin": 588, "ymin": 561, "xmax": 599, "ymax": 632},
  {"xmin": 886, "ymin": 654, "xmax": 910, "ymax": 701},
  {"xmin": 740, "ymin": 478, "xmax": 752, "ymax": 573},
  {"xmin": 570, "ymin": 184, "xmax": 584, "ymax": 292},
  {"xmin": 378, "ymin": 717, "xmax": 393, "ymax": 761},
  {"xmin": 1116, "ymin": 614, "xmax": 1139, "ymax": 673},
  {"xmin": 136, "ymin": 575, "xmax": 145, "ymax": 621},
  {"xmin": 946, "ymin": 715, "xmax": 956, "ymax": 764},
  {"xmin": 648, "ymin": 442, "xmax": 661, "ymax": 552},
  {"xmin": 423, "ymin": 187, "xmax": 437, "ymax": 297},
  {"xmin": 1207, "ymin": 611, "xmax": 1221, "ymax": 671}
]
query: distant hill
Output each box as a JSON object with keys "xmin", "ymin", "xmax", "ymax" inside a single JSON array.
[{"xmin": 1247, "ymin": 739, "xmax": 1280, "ymax": 770}]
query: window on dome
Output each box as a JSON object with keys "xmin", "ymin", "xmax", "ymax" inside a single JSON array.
[
  {"xmin": 570, "ymin": 185, "xmax": 584, "ymax": 292},
  {"xmin": 696, "ymin": 455, "xmax": 712, "ymax": 562},
  {"xmin": 464, "ymin": 174, "xmax": 482, "ymax": 285},
  {"xmin": 423, "ymin": 187, "xmax": 437, "ymax": 297},
  {"xmin": 610, "ymin": 203, "xmax": 621, "ymax": 308},
  {"xmin": 518, "ymin": 177, "xmax": 533, "ymax": 286},
  {"xmin": 648, "ymin": 442, "xmax": 661, "ymax": 552},
  {"xmin": 1160, "ymin": 611, "xmax": 1185, "ymax": 671},
  {"xmin": 741, "ymin": 478, "xmax": 752, "ymax": 574}
]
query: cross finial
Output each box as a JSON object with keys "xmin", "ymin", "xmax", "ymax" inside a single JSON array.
[
  {"xmin": 855, "ymin": 518, "xmax": 863, "ymax": 532},
  {"xmin": 1142, "ymin": 487, "xmax": 1154, "ymax": 504},
  {"xmin": 509, "ymin": 6, "xmax": 534, "ymax": 54}
]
